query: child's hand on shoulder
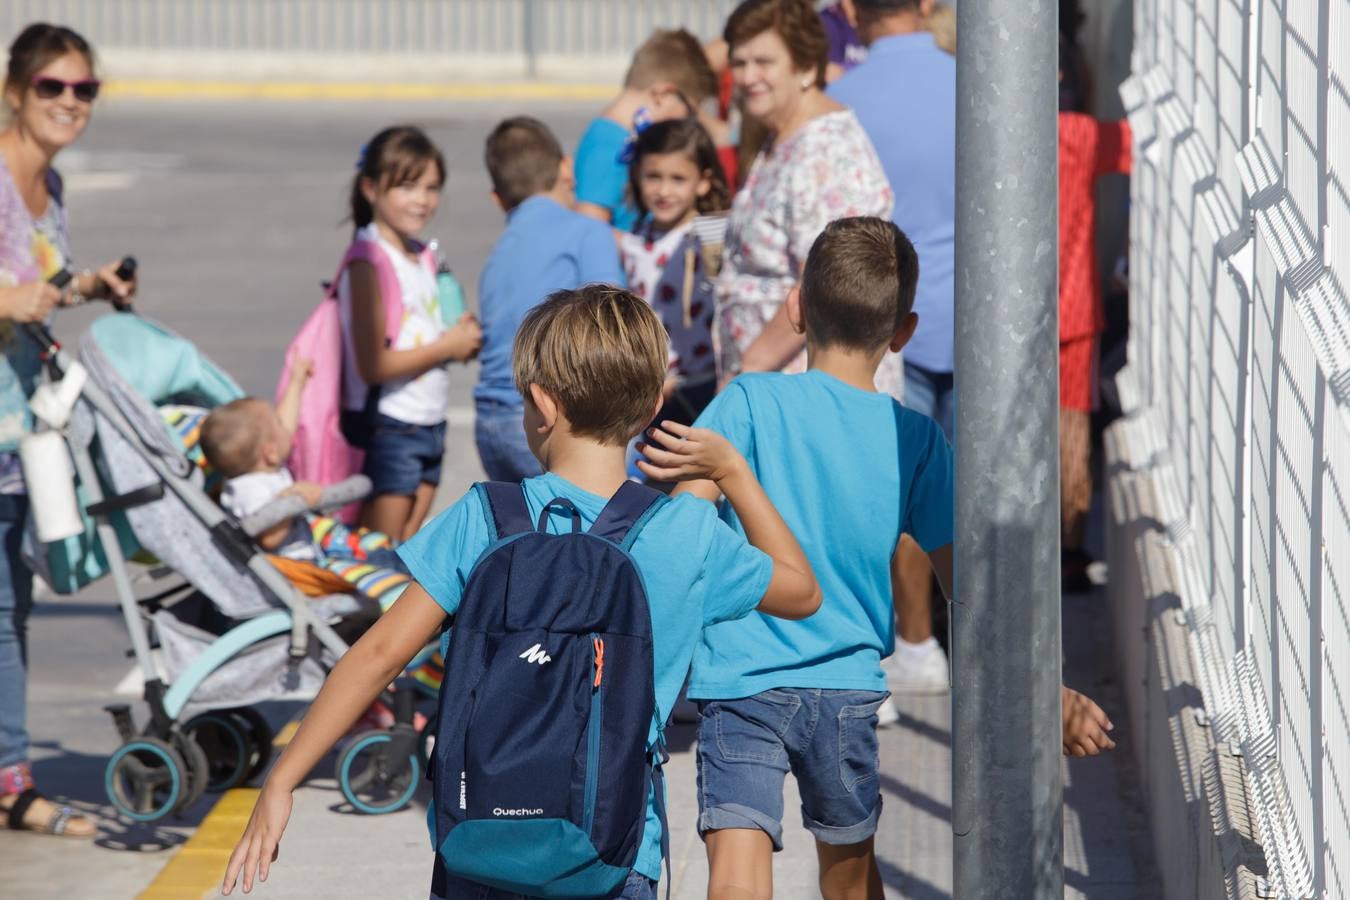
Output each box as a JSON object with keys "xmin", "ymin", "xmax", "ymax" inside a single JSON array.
[
  {"xmin": 221, "ymin": 781, "xmax": 293, "ymax": 894},
  {"xmin": 1062, "ymin": 686, "xmax": 1115, "ymax": 757},
  {"xmin": 439, "ymin": 313, "xmax": 483, "ymax": 363},
  {"xmin": 637, "ymin": 421, "xmax": 746, "ymax": 485}
]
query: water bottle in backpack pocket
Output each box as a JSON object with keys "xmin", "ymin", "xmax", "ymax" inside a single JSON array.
[{"xmin": 432, "ymin": 482, "xmax": 669, "ymax": 898}]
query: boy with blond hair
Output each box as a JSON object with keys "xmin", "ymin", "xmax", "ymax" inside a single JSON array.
[
  {"xmin": 640, "ymin": 216, "xmax": 1115, "ymax": 899},
  {"xmin": 574, "ymin": 28, "xmax": 722, "ymax": 230},
  {"xmin": 222, "ymin": 285, "xmax": 822, "ymax": 899}
]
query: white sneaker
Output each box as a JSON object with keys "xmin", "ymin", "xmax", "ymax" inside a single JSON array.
[
  {"xmin": 876, "ymin": 697, "xmax": 900, "ymax": 728},
  {"xmin": 884, "ymin": 639, "xmax": 950, "ymax": 695}
]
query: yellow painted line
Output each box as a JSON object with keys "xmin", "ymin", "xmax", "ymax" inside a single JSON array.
[
  {"xmin": 272, "ymin": 720, "xmax": 300, "ymax": 748},
  {"xmin": 136, "ymin": 788, "xmax": 260, "ymax": 900},
  {"xmin": 105, "ymin": 79, "xmax": 613, "ymax": 102},
  {"xmin": 137, "ymin": 717, "xmax": 301, "ymax": 900}
]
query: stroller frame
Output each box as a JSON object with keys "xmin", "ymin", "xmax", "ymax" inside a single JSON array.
[{"xmin": 28, "ymin": 321, "xmax": 351, "ymax": 819}]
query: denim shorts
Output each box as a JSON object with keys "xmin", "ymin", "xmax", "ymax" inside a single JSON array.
[
  {"xmin": 903, "ymin": 361, "xmax": 956, "ymax": 443},
  {"xmin": 362, "ymin": 413, "xmax": 446, "ymax": 497},
  {"xmin": 696, "ymin": 688, "xmax": 889, "ymax": 850},
  {"xmin": 429, "ymin": 862, "xmax": 656, "ymax": 900}
]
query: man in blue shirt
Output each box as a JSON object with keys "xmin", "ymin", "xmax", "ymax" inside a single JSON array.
[
  {"xmin": 828, "ymin": 0, "xmax": 956, "ymax": 696},
  {"xmin": 476, "ymin": 117, "xmax": 626, "ymax": 482}
]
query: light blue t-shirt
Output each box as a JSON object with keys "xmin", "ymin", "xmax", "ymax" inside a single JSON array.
[
  {"xmin": 398, "ymin": 472, "xmax": 772, "ymax": 881},
  {"xmin": 688, "ymin": 370, "xmax": 954, "ymax": 700},
  {"xmin": 829, "ymin": 34, "xmax": 956, "ymax": 374},
  {"xmin": 574, "ymin": 118, "xmax": 640, "ymax": 232},
  {"xmin": 474, "ymin": 196, "xmax": 626, "ymax": 410}
]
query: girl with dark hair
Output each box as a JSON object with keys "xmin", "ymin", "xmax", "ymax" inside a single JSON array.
[
  {"xmin": 619, "ymin": 118, "xmax": 730, "ymax": 424},
  {"xmin": 337, "ymin": 125, "xmax": 481, "ymax": 540},
  {"xmin": 0, "ymin": 22, "xmax": 138, "ymax": 838}
]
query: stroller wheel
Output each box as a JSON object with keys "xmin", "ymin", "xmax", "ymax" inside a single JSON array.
[
  {"xmin": 225, "ymin": 706, "xmax": 275, "ymax": 782},
  {"xmin": 105, "ymin": 738, "xmax": 187, "ymax": 823},
  {"xmin": 183, "ymin": 713, "xmax": 251, "ymax": 793},
  {"xmin": 336, "ymin": 729, "xmax": 421, "ymax": 815},
  {"xmin": 173, "ymin": 729, "xmax": 211, "ymax": 811}
]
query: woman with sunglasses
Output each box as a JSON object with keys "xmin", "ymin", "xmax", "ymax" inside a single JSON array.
[{"xmin": 0, "ymin": 22, "xmax": 135, "ymax": 839}]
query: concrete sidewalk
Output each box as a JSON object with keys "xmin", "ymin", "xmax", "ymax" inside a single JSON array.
[
  {"xmin": 1, "ymin": 573, "xmax": 1157, "ymax": 900},
  {"xmin": 167, "ymin": 673, "xmax": 1150, "ymax": 899}
]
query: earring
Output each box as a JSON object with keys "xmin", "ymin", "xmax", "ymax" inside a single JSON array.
[{"xmin": 801, "ymin": 77, "xmax": 814, "ymax": 90}]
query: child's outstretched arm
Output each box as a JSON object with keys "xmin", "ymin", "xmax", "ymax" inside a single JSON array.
[
  {"xmin": 276, "ymin": 358, "xmax": 313, "ymax": 438},
  {"xmin": 918, "ymin": 541, "xmax": 1116, "ymax": 756},
  {"xmin": 221, "ymin": 584, "xmax": 446, "ymax": 894},
  {"xmin": 639, "ymin": 421, "xmax": 821, "ymax": 620}
]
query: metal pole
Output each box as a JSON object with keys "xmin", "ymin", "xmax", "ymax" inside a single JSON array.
[
  {"xmin": 951, "ymin": 0, "xmax": 1062, "ymax": 896},
  {"xmin": 523, "ymin": 0, "xmax": 538, "ymax": 79}
]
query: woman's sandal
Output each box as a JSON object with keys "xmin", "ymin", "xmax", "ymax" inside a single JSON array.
[{"xmin": 1, "ymin": 788, "xmax": 96, "ymax": 837}]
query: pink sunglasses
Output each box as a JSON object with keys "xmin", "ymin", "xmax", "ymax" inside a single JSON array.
[{"xmin": 30, "ymin": 75, "xmax": 101, "ymax": 103}]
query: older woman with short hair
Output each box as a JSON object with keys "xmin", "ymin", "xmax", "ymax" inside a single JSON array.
[{"xmin": 716, "ymin": 0, "xmax": 898, "ymax": 393}]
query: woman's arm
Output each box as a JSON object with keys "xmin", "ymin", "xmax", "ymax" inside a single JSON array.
[
  {"xmin": 348, "ymin": 261, "xmax": 480, "ymax": 384},
  {"xmin": 738, "ymin": 302, "xmax": 805, "ymax": 374},
  {"xmin": 0, "ymin": 281, "xmax": 60, "ymax": 323}
]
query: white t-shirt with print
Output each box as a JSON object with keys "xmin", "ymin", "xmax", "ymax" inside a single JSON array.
[{"xmin": 338, "ymin": 224, "xmax": 449, "ymax": 426}]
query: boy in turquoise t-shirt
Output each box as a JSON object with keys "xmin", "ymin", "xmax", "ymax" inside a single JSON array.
[
  {"xmin": 220, "ymin": 285, "xmax": 821, "ymax": 899},
  {"xmin": 638, "ymin": 217, "xmax": 1116, "ymax": 897}
]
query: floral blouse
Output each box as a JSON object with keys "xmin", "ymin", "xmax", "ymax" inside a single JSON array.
[
  {"xmin": 0, "ymin": 157, "xmax": 69, "ymax": 477},
  {"xmin": 716, "ymin": 109, "xmax": 895, "ymax": 386}
]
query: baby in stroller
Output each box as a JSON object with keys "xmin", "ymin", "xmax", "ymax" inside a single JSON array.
[{"xmin": 199, "ymin": 358, "xmax": 405, "ymax": 576}]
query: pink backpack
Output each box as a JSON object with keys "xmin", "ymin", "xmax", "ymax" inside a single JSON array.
[{"xmin": 275, "ymin": 237, "xmax": 433, "ymax": 521}]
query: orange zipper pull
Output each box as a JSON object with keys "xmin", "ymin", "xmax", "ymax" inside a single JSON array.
[{"xmin": 593, "ymin": 637, "xmax": 605, "ymax": 688}]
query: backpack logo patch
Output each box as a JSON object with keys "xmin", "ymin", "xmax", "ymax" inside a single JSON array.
[{"xmin": 518, "ymin": 643, "xmax": 553, "ymax": 665}]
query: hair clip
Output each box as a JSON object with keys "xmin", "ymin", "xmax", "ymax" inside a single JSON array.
[
  {"xmin": 617, "ymin": 106, "xmax": 655, "ymax": 165},
  {"xmin": 354, "ymin": 142, "xmax": 369, "ymax": 172}
]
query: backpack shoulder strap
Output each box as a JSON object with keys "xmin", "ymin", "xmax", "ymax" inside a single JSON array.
[
  {"xmin": 332, "ymin": 239, "xmax": 404, "ymax": 343},
  {"xmin": 474, "ymin": 482, "xmax": 534, "ymax": 540},
  {"xmin": 589, "ymin": 481, "xmax": 668, "ymax": 550}
]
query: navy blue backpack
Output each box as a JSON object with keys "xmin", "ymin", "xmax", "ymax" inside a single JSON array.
[{"xmin": 432, "ymin": 481, "xmax": 672, "ymax": 898}]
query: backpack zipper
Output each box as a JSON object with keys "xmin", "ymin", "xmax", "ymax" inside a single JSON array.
[{"xmin": 583, "ymin": 634, "xmax": 604, "ymax": 836}]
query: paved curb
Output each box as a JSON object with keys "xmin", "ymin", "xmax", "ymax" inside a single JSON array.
[
  {"xmin": 136, "ymin": 721, "xmax": 301, "ymax": 900},
  {"xmin": 105, "ymin": 80, "xmax": 614, "ymax": 103}
]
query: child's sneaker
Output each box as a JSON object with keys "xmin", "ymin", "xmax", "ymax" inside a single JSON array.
[{"xmin": 884, "ymin": 637, "xmax": 950, "ymax": 695}]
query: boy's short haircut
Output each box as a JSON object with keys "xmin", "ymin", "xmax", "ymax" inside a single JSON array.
[
  {"xmin": 200, "ymin": 398, "xmax": 271, "ymax": 479},
  {"xmin": 484, "ymin": 117, "xmax": 564, "ymax": 212},
  {"xmin": 624, "ymin": 28, "xmax": 719, "ymax": 104},
  {"xmin": 513, "ymin": 285, "xmax": 668, "ymax": 447},
  {"xmin": 800, "ymin": 216, "xmax": 920, "ymax": 352}
]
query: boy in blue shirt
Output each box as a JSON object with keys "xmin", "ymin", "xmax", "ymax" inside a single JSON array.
[
  {"xmin": 574, "ymin": 28, "xmax": 720, "ymax": 231},
  {"xmin": 476, "ymin": 117, "xmax": 626, "ymax": 483},
  {"xmin": 221, "ymin": 285, "xmax": 822, "ymax": 899},
  {"xmin": 639, "ymin": 217, "xmax": 1116, "ymax": 897}
]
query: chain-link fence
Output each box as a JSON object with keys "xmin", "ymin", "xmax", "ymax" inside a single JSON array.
[{"xmin": 1121, "ymin": 0, "xmax": 1350, "ymax": 895}]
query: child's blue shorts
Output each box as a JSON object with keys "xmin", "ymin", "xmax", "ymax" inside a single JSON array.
[
  {"xmin": 695, "ymin": 687, "xmax": 889, "ymax": 850},
  {"xmin": 362, "ymin": 413, "xmax": 446, "ymax": 497}
]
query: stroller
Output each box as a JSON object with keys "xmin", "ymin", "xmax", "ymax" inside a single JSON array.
[{"xmin": 22, "ymin": 313, "xmax": 437, "ymax": 822}]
